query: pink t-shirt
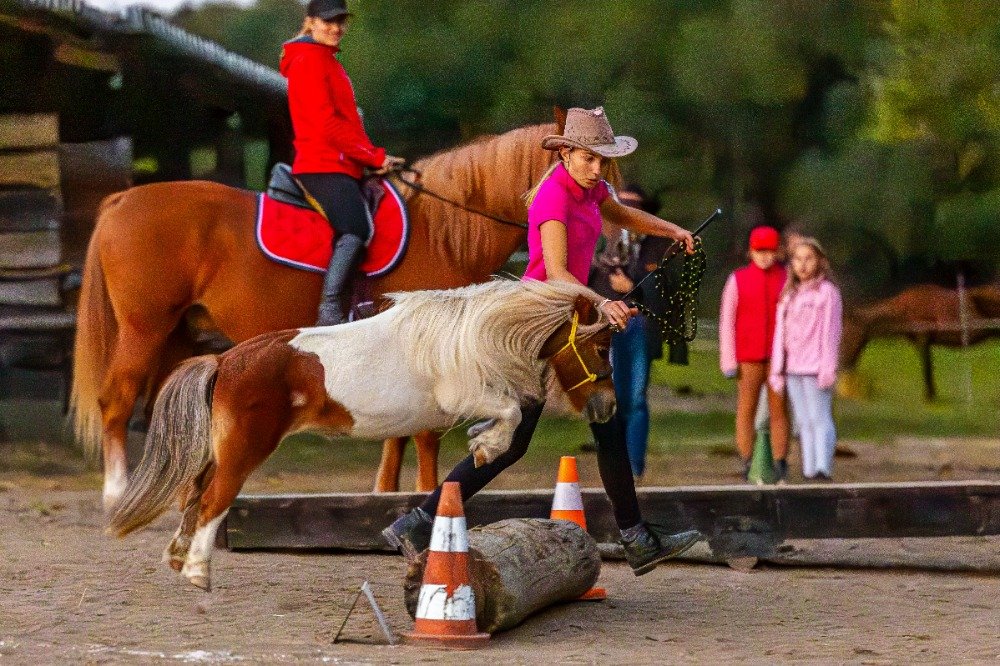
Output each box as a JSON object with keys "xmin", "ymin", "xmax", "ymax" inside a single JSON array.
[{"xmin": 523, "ymin": 163, "xmax": 610, "ymax": 283}]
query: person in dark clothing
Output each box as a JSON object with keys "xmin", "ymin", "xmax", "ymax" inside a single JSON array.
[
  {"xmin": 279, "ymin": 0, "xmax": 404, "ymax": 325},
  {"xmin": 589, "ymin": 186, "xmax": 675, "ymax": 480},
  {"xmin": 381, "ymin": 107, "xmax": 701, "ymax": 576}
]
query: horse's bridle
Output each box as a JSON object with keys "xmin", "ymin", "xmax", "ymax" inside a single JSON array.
[{"xmin": 551, "ymin": 312, "xmax": 613, "ymax": 392}]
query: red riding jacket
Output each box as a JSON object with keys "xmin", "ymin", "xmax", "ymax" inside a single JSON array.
[{"xmin": 280, "ymin": 37, "xmax": 386, "ymax": 178}]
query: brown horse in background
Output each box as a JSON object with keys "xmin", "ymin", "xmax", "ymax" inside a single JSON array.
[
  {"xmin": 73, "ymin": 120, "xmax": 559, "ymax": 509},
  {"xmin": 840, "ymin": 283, "xmax": 1000, "ymax": 400}
]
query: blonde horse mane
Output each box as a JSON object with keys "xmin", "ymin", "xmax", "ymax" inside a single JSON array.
[
  {"xmin": 387, "ymin": 279, "xmax": 608, "ymax": 417},
  {"xmin": 397, "ymin": 123, "xmax": 557, "ymax": 265}
]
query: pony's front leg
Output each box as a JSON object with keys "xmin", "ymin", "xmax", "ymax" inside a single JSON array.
[{"xmin": 466, "ymin": 399, "xmax": 522, "ymax": 468}]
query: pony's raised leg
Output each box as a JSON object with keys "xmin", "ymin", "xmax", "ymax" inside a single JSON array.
[
  {"xmin": 98, "ymin": 323, "xmax": 176, "ymax": 510},
  {"xmin": 435, "ymin": 387, "xmax": 521, "ymax": 467},
  {"xmin": 374, "ymin": 437, "xmax": 407, "ymax": 492},
  {"xmin": 413, "ymin": 430, "xmax": 441, "ymax": 492}
]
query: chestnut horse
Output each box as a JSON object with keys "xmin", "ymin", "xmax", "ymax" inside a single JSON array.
[
  {"xmin": 72, "ymin": 121, "xmax": 560, "ymax": 509},
  {"xmin": 107, "ymin": 280, "xmax": 616, "ymax": 591},
  {"xmin": 840, "ymin": 283, "xmax": 1000, "ymax": 399}
]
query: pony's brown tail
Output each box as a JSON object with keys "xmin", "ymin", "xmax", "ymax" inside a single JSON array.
[
  {"xmin": 108, "ymin": 355, "xmax": 218, "ymax": 537},
  {"xmin": 71, "ymin": 192, "xmax": 124, "ymax": 461}
]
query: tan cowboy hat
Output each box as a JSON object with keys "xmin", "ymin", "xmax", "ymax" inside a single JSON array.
[{"xmin": 541, "ymin": 106, "xmax": 638, "ymax": 158}]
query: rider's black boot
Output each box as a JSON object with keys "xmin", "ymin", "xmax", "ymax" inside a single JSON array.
[
  {"xmin": 381, "ymin": 507, "xmax": 434, "ymax": 559},
  {"xmin": 621, "ymin": 522, "xmax": 701, "ymax": 576},
  {"xmin": 316, "ymin": 233, "xmax": 365, "ymax": 326}
]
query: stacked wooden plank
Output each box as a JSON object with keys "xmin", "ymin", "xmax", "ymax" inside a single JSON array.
[
  {"xmin": 0, "ymin": 113, "xmax": 75, "ymax": 408},
  {"xmin": 0, "ymin": 114, "xmax": 64, "ymax": 274}
]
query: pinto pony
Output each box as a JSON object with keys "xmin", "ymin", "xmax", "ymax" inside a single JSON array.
[
  {"xmin": 72, "ymin": 120, "xmax": 561, "ymax": 509},
  {"xmin": 108, "ymin": 280, "xmax": 616, "ymax": 591}
]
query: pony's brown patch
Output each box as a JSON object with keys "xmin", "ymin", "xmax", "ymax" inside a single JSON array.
[{"xmin": 213, "ymin": 330, "xmax": 353, "ymax": 445}]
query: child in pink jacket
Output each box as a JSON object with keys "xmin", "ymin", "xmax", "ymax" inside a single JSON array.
[{"xmin": 769, "ymin": 237, "xmax": 843, "ymax": 480}]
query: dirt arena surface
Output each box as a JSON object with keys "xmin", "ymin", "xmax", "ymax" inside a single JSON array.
[{"xmin": 2, "ymin": 480, "xmax": 998, "ymax": 665}]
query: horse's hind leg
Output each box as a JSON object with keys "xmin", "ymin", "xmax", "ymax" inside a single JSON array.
[
  {"xmin": 99, "ymin": 322, "xmax": 178, "ymax": 510},
  {"xmin": 374, "ymin": 437, "xmax": 408, "ymax": 492},
  {"xmin": 182, "ymin": 412, "xmax": 283, "ymax": 591},
  {"xmin": 164, "ymin": 465, "xmax": 215, "ymax": 572}
]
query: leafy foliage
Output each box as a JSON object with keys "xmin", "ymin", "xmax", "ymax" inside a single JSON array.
[{"xmin": 173, "ymin": 0, "xmax": 1000, "ymax": 296}]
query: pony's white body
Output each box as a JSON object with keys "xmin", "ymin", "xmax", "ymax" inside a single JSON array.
[{"xmin": 290, "ymin": 315, "xmax": 464, "ymax": 439}]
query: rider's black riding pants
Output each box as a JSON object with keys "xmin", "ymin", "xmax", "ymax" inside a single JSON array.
[
  {"xmin": 418, "ymin": 403, "xmax": 643, "ymax": 530},
  {"xmin": 296, "ymin": 172, "xmax": 372, "ymax": 243}
]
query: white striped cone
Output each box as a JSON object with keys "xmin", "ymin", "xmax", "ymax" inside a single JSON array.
[
  {"xmin": 550, "ymin": 456, "xmax": 607, "ymax": 601},
  {"xmin": 404, "ymin": 482, "xmax": 489, "ymax": 649}
]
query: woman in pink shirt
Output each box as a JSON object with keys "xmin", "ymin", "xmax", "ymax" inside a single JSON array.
[
  {"xmin": 769, "ymin": 238, "xmax": 843, "ymax": 480},
  {"xmin": 383, "ymin": 107, "xmax": 700, "ymax": 575}
]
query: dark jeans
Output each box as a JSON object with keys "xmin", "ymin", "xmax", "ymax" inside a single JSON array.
[
  {"xmin": 612, "ymin": 315, "xmax": 653, "ymax": 477},
  {"xmin": 419, "ymin": 402, "xmax": 643, "ymax": 530},
  {"xmin": 295, "ymin": 172, "xmax": 372, "ymax": 242}
]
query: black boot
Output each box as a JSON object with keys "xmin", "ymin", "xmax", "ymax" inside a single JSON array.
[
  {"xmin": 381, "ymin": 507, "xmax": 434, "ymax": 559},
  {"xmin": 621, "ymin": 523, "xmax": 701, "ymax": 576},
  {"xmin": 316, "ymin": 234, "xmax": 365, "ymax": 326}
]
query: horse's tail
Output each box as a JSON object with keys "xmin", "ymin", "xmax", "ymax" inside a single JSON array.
[
  {"xmin": 71, "ymin": 192, "xmax": 125, "ymax": 461},
  {"xmin": 108, "ymin": 355, "xmax": 219, "ymax": 537}
]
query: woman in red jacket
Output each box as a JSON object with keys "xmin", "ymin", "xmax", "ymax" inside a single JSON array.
[{"xmin": 280, "ymin": 0, "xmax": 403, "ymax": 325}]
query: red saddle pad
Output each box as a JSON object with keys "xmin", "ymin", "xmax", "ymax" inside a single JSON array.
[{"xmin": 255, "ymin": 178, "xmax": 410, "ymax": 277}]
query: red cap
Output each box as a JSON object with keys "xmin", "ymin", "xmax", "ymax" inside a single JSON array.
[{"xmin": 749, "ymin": 226, "xmax": 780, "ymax": 251}]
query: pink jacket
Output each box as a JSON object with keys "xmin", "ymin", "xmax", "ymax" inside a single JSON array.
[{"xmin": 769, "ymin": 278, "xmax": 843, "ymax": 392}]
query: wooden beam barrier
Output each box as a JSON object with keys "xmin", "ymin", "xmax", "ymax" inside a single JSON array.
[{"xmin": 222, "ymin": 481, "xmax": 1000, "ymax": 559}]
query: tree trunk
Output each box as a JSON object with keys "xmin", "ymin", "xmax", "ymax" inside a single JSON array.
[{"xmin": 403, "ymin": 518, "xmax": 601, "ymax": 633}]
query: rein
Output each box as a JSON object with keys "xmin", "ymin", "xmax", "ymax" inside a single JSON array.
[
  {"xmin": 392, "ymin": 167, "xmax": 529, "ymax": 230},
  {"xmin": 552, "ymin": 311, "xmax": 612, "ymax": 392}
]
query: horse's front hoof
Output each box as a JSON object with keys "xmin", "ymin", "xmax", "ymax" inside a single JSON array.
[
  {"xmin": 187, "ymin": 575, "xmax": 211, "ymax": 592},
  {"xmin": 168, "ymin": 558, "xmax": 184, "ymax": 572}
]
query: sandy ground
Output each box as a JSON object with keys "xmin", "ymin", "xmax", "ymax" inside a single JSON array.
[
  {"xmin": 2, "ymin": 399, "xmax": 999, "ymax": 664},
  {"xmin": 1, "ymin": 487, "xmax": 998, "ymax": 663}
]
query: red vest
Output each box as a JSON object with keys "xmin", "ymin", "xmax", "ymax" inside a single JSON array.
[{"xmin": 734, "ymin": 263, "xmax": 787, "ymax": 363}]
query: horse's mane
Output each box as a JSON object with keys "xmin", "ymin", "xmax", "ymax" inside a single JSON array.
[
  {"xmin": 396, "ymin": 123, "xmax": 557, "ymax": 271},
  {"xmin": 387, "ymin": 279, "xmax": 607, "ymax": 416}
]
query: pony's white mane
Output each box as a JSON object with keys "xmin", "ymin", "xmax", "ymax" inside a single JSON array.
[{"xmin": 387, "ymin": 279, "xmax": 608, "ymax": 417}]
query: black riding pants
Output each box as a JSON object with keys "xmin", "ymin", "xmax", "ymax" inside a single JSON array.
[
  {"xmin": 295, "ymin": 172, "xmax": 372, "ymax": 243},
  {"xmin": 418, "ymin": 403, "xmax": 643, "ymax": 531}
]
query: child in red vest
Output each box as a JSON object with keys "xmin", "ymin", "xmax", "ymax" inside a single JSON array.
[{"xmin": 719, "ymin": 226, "xmax": 790, "ymax": 481}]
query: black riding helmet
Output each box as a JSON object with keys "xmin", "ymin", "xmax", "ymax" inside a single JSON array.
[{"xmin": 306, "ymin": 0, "xmax": 350, "ymax": 20}]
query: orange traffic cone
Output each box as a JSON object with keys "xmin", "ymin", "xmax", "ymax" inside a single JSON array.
[
  {"xmin": 550, "ymin": 456, "xmax": 607, "ymax": 601},
  {"xmin": 403, "ymin": 481, "xmax": 490, "ymax": 649}
]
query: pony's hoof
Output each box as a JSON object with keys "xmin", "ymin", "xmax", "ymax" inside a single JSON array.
[
  {"xmin": 182, "ymin": 561, "xmax": 211, "ymax": 591},
  {"xmin": 466, "ymin": 418, "xmax": 496, "ymax": 438},
  {"xmin": 187, "ymin": 575, "xmax": 211, "ymax": 592},
  {"xmin": 168, "ymin": 558, "xmax": 184, "ymax": 572}
]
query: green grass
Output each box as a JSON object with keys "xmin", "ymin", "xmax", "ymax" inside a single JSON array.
[
  {"xmin": 3, "ymin": 337, "xmax": 995, "ymax": 487},
  {"xmin": 255, "ymin": 337, "xmax": 998, "ymax": 483},
  {"xmin": 649, "ymin": 336, "xmax": 1000, "ymax": 441}
]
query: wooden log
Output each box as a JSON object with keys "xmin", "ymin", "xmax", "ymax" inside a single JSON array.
[
  {"xmin": 0, "ymin": 189, "xmax": 62, "ymax": 233},
  {"xmin": 0, "ymin": 277, "xmax": 63, "ymax": 307},
  {"xmin": 403, "ymin": 519, "xmax": 601, "ymax": 633},
  {"xmin": 0, "ymin": 114, "xmax": 58, "ymax": 150},
  {"xmin": 0, "ymin": 231, "xmax": 61, "ymax": 269},
  {"xmin": 0, "ymin": 151, "xmax": 60, "ymax": 190}
]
